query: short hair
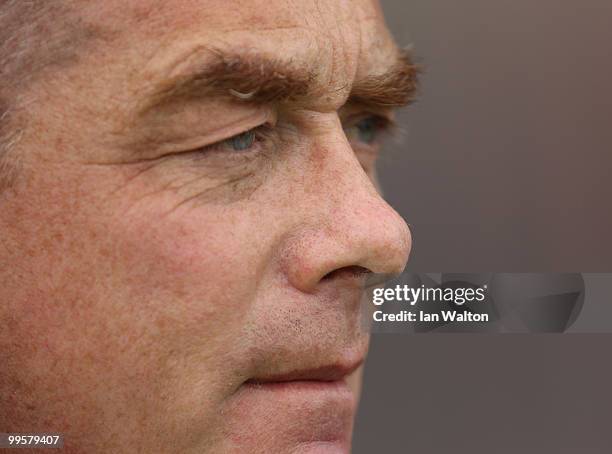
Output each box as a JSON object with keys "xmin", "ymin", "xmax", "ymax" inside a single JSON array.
[{"xmin": 0, "ymin": 1, "xmax": 93, "ymax": 189}]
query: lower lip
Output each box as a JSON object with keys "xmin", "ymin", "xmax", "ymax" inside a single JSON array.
[
  {"xmin": 244, "ymin": 378, "xmax": 353, "ymax": 394},
  {"xmin": 227, "ymin": 379, "xmax": 355, "ymax": 451}
]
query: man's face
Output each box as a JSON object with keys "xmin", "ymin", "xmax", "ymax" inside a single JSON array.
[{"xmin": 0, "ymin": 0, "xmax": 412, "ymax": 452}]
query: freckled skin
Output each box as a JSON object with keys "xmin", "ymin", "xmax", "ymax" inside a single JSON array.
[{"xmin": 0, "ymin": 1, "xmax": 411, "ymax": 453}]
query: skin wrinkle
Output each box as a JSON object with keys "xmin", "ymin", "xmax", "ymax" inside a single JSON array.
[
  {"xmin": 131, "ymin": 22, "xmax": 323, "ymax": 104},
  {"xmin": 352, "ymin": 50, "xmax": 420, "ymax": 107},
  {"xmin": 141, "ymin": 53, "xmax": 297, "ymax": 118},
  {"xmin": 159, "ymin": 133, "xmax": 281, "ymax": 208},
  {"xmin": 103, "ymin": 103, "xmax": 396, "ymax": 215},
  {"xmin": 111, "ymin": 161, "xmax": 260, "ymax": 218},
  {"xmin": 118, "ymin": 49, "xmax": 417, "ymax": 163},
  {"xmin": 143, "ymin": 51, "xmax": 318, "ymax": 113},
  {"xmin": 101, "ymin": 105, "xmax": 270, "ymax": 164},
  {"xmin": 132, "ymin": 120, "xmax": 291, "ymax": 209},
  {"xmin": 0, "ymin": 1, "xmax": 414, "ymax": 452},
  {"xmin": 110, "ymin": 127, "xmax": 280, "ymax": 216},
  {"xmin": 143, "ymin": 50, "xmax": 417, "ymax": 113},
  {"xmin": 163, "ymin": 169, "xmax": 259, "ymax": 214},
  {"xmin": 106, "ymin": 117, "xmax": 297, "ymax": 215},
  {"xmin": 0, "ymin": 2, "xmax": 113, "ymax": 189}
]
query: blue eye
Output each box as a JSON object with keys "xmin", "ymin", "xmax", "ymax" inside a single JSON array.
[
  {"xmin": 354, "ymin": 117, "xmax": 378, "ymax": 144},
  {"xmin": 227, "ymin": 130, "xmax": 257, "ymax": 151},
  {"xmin": 345, "ymin": 115, "xmax": 391, "ymax": 146}
]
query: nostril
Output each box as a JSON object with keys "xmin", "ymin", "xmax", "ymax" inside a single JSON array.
[{"xmin": 322, "ymin": 265, "xmax": 372, "ymax": 281}]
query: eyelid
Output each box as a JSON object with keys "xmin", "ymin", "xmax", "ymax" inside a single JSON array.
[
  {"xmin": 343, "ymin": 113, "xmax": 398, "ymax": 142},
  {"xmin": 344, "ymin": 109, "xmax": 395, "ymax": 125},
  {"xmin": 155, "ymin": 108, "xmax": 276, "ymax": 158},
  {"xmin": 193, "ymin": 123, "xmax": 275, "ymax": 155}
]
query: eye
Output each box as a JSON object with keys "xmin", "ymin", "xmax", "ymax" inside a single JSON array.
[
  {"xmin": 344, "ymin": 115, "xmax": 393, "ymax": 147},
  {"xmin": 226, "ymin": 130, "xmax": 257, "ymax": 151},
  {"xmin": 195, "ymin": 124, "xmax": 272, "ymax": 156},
  {"xmin": 354, "ymin": 117, "xmax": 378, "ymax": 144}
]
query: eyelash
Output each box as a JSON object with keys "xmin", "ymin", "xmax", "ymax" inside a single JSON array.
[
  {"xmin": 194, "ymin": 114, "xmax": 394, "ymax": 157},
  {"xmin": 344, "ymin": 115, "xmax": 396, "ymax": 147},
  {"xmin": 196, "ymin": 124, "xmax": 275, "ymax": 155}
]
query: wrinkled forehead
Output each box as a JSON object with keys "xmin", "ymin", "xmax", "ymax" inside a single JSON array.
[{"xmin": 72, "ymin": 0, "xmax": 398, "ymax": 88}]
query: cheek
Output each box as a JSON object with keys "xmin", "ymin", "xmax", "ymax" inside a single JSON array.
[
  {"xmin": 112, "ymin": 207, "xmax": 261, "ymax": 315},
  {"xmin": 99, "ymin": 205, "xmax": 267, "ymax": 384},
  {"xmin": 98, "ymin": 204, "xmax": 275, "ymax": 438}
]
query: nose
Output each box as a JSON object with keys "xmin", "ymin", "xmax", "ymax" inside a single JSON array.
[{"xmin": 281, "ymin": 120, "xmax": 412, "ymax": 293}]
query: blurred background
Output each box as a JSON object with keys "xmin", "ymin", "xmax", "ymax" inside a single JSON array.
[{"xmin": 353, "ymin": 1, "xmax": 612, "ymax": 452}]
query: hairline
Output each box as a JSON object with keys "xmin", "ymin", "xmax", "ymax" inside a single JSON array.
[{"xmin": 0, "ymin": 1, "xmax": 106, "ymax": 190}]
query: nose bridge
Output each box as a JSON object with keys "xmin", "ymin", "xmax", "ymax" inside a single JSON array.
[{"xmin": 281, "ymin": 125, "xmax": 411, "ymax": 293}]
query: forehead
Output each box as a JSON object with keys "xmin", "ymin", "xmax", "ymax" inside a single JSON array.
[
  {"xmin": 75, "ymin": 0, "xmax": 398, "ymax": 86},
  {"xmin": 85, "ymin": 0, "xmax": 387, "ymax": 38}
]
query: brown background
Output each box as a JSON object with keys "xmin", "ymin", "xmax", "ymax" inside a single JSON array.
[{"xmin": 353, "ymin": 1, "xmax": 612, "ymax": 452}]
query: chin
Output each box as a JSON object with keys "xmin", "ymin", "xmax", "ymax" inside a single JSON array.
[{"xmin": 219, "ymin": 373, "xmax": 361, "ymax": 453}]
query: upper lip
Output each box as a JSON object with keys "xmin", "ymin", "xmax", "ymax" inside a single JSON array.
[{"xmin": 246, "ymin": 357, "xmax": 365, "ymax": 384}]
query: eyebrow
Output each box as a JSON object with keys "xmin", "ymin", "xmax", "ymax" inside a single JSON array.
[
  {"xmin": 350, "ymin": 50, "xmax": 420, "ymax": 108},
  {"xmin": 138, "ymin": 47, "xmax": 419, "ymax": 115}
]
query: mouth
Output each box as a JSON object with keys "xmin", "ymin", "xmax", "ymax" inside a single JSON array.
[
  {"xmin": 239, "ymin": 354, "xmax": 366, "ymax": 405},
  {"xmin": 236, "ymin": 357, "xmax": 364, "ymax": 449},
  {"xmin": 244, "ymin": 358, "xmax": 365, "ymax": 388},
  {"xmin": 225, "ymin": 351, "xmax": 366, "ymax": 451}
]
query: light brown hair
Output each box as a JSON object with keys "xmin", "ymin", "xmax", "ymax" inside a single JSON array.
[{"xmin": 0, "ymin": 1, "xmax": 97, "ymax": 189}]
